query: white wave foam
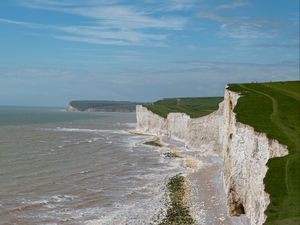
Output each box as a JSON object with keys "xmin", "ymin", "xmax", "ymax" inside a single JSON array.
[
  {"xmin": 55, "ymin": 137, "xmax": 111, "ymax": 150},
  {"xmin": 21, "ymin": 195, "xmax": 76, "ymax": 207},
  {"xmin": 83, "ymin": 188, "xmax": 167, "ymax": 225},
  {"xmin": 29, "ymin": 199, "xmax": 49, "ymax": 205},
  {"xmin": 50, "ymin": 195, "xmax": 76, "ymax": 203},
  {"xmin": 40, "ymin": 127, "xmax": 127, "ymax": 134},
  {"xmin": 123, "ymin": 123, "xmax": 136, "ymax": 128}
]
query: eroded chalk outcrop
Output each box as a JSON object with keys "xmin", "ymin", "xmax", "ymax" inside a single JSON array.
[
  {"xmin": 67, "ymin": 104, "xmax": 78, "ymax": 112},
  {"xmin": 135, "ymin": 87, "xmax": 289, "ymax": 225}
]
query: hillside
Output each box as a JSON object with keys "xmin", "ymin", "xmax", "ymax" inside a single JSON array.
[
  {"xmin": 227, "ymin": 81, "xmax": 300, "ymax": 225},
  {"xmin": 144, "ymin": 97, "xmax": 223, "ymax": 118},
  {"xmin": 68, "ymin": 100, "xmax": 144, "ymax": 112}
]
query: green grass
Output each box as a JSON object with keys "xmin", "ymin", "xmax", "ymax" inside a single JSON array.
[
  {"xmin": 159, "ymin": 175, "xmax": 194, "ymax": 225},
  {"xmin": 227, "ymin": 81, "xmax": 300, "ymax": 225},
  {"xmin": 69, "ymin": 100, "xmax": 143, "ymax": 111},
  {"xmin": 144, "ymin": 97, "xmax": 223, "ymax": 118},
  {"xmin": 164, "ymin": 151, "xmax": 182, "ymax": 158}
]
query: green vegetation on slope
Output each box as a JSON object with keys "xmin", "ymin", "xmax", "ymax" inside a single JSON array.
[
  {"xmin": 144, "ymin": 97, "xmax": 223, "ymax": 118},
  {"xmin": 69, "ymin": 100, "xmax": 143, "ymax": 112},
  {"xmin": 227, "ymin": 81, "xmax": 300, "ymax": 225},
  {"xmin": 164, "ymin": 151, "xmax": 182, "ymax": 158},
  {"xmin": 144, "ymin": 138, "xmax": 163, "ymax": 147},
  {"xmin": 159, "ymin": 175, "xmax": 194, "ymax": 225}
]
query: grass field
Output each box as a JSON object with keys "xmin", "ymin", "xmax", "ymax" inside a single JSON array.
[
  {"xmin": 228, "ymin": 81, "xmax": 300, "ymax": 225},
  {"xmin": 144, "ymin": 97, "xmax": 223, "ymax": 118}
]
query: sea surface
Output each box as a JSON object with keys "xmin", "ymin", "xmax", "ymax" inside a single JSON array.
[{"xmin": 0, "ymin": 106, "xmax": 183, "ymax": 225}]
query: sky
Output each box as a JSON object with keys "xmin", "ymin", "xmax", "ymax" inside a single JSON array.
[{"xmin": 0, "ymin": 0, "xmax": 299, "ymax": 106}]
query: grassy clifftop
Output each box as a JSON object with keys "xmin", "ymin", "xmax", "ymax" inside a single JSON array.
[
  {"xmin": 228, "ymin": 81, "xmax": 300, "ymax": 225},
  {"xmin": 69, "ymin": 100, "xmax": 143, "ymax": 112},
  {"xmin": 144, "ymin": 97, "xmax": 223, "ymax": 118},
  {"xmin": 143, "ymin": 81, "xmax": 299, "ymax": 224}
]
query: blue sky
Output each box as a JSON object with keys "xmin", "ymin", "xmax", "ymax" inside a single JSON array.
[{"xmin": 0, "ymin": 0, "xmax": 299, "ymax": 106}]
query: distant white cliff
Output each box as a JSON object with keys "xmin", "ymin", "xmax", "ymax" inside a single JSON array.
[
  {"xmin": 67, "ymin": 104, "xmax": 78, "ymax": 112},
  {"xmin": 135, "ymin": 87, "xmax": 288, "ymax": 225}
]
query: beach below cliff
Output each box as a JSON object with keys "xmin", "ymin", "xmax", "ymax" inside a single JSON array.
[{"xmin": 156, "ymin": 136, "xmax": 250, "ymax": 225}]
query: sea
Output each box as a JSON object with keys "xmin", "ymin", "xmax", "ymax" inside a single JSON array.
[{"xmin": 0, "ymin": 106, "xmax": 184, "ymax": 225}]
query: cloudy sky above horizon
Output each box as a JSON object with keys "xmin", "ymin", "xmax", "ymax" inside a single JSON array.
[{"xmin": 0, "ymin": 0, "xmax": 299, "ymax": 106}]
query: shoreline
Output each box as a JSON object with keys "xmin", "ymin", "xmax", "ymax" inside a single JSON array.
[{"xmin": 136, "ymin": 133, "xmax": 250, "ymax": 225}]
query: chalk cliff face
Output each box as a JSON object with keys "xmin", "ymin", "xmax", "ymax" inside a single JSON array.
[
  {"xmin": 136, "ymin": 105, "xmax": 222, "ymax": 153},
  {"xmin": 166, "ymin": 113, "xmax": 190, "ymax": 141},
  {"xmin": 186, "ymin": 106, "xmax": 223, "ymax": 153},
  {"xmin": 136, "ymin": 105, "xmax": 166, "ymax": 136},
  {"xmin": 135, "ymin": 88, "xmax": 289, "ymax": 225},
  {"xmin": 221, "ymin": 90, "xmax": 288, "ymax": 225},
  {"xmin": 67, "ymin": 104, "xmax": 78, "ymax": 112}
]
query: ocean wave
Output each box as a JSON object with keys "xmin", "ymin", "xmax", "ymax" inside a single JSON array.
[
  {"xmin": 20, "ymin": 195, "xmax": 76, "ymax": 206},
  {"xmin": 50, "ymin": 195, "xmax": 76, "ymax": 203},
  {"xmin": 123, "ymin": 123, "xmax": 136, "ymax": 128},
  {"xmin": 84, "ymin": 189, "xmax": 167, "ymax": 225},
  {"xmin": 1, "ymin": 198, "xmax": 52, "ymax": 216},
  {"xmin": 1, "ymin": 195, "xmax": 77, "ymax": 215},
  {"xmin": 57, "ymin": 138, "xmax": 105, "ymax": 149},
  {"xmin": 39, "ymin": 127, "xmax": 127, "ymax": 134}
]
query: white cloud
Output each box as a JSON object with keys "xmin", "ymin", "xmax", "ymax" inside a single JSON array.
[
  {"xmin": 215, "ymin": 0, "xmax": 250, "ymax": 11},
  {"xmin": 0, "ymin": 18, "xmax": 38, "ymax": 28},
  {"xmin": 161, "ymin": 0, "xmax": 197, "ymax": 12},
  {"xmin": 0, "ymin": 17, "xmax": 169, "ymax": 46},
  {"xmin": 6, "ymin": 0, "xmax": 187, "ymax": 46},
  {"xmin": 196, "ymin": 1, "xmax": 283, "ymax": 43},
  {"xmin": 220, "ymin": 23, "xmax": 278, "ymax": 41},
  {"xmin": 56, "ymin": 5, "xmax": 187, "ymax": 30},
  {"xmin": 19, "ymin": 0, "xmax": 117, "ymax": 8}
]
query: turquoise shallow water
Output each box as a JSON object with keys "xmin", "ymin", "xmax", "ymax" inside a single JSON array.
[{"xmin": 0, "ymin": 107, "xmax": 183, "ymax": 225}]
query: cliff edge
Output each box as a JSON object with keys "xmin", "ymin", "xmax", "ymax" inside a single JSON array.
[{"xmin": 135, "ymin": 84, "xmax": 292, "ymax": 225}]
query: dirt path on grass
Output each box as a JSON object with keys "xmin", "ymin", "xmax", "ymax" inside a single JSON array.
[
  {"xmin": 239, "ymin": 84, "xmax": 295, "ymax": 193},
  {"xmin": 263, "ymin": 84, "xmax": 300, "ymax": 101},
  {"xmin": 239, "ymin": 84, "xmax": 297, "ymax": 144}
]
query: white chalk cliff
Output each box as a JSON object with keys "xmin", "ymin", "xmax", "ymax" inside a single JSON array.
[
  {"xmin": 67, "ymin": 104, "xmax": 78, "ymax": 112},
  {"xmin": 135, "ymin": 88, "xmax": 288, "ymax": 225}
]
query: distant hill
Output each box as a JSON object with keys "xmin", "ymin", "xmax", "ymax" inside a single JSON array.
[{"xmin": 67, "ymin": 100, "xmax": 144, "ymax": 112}]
